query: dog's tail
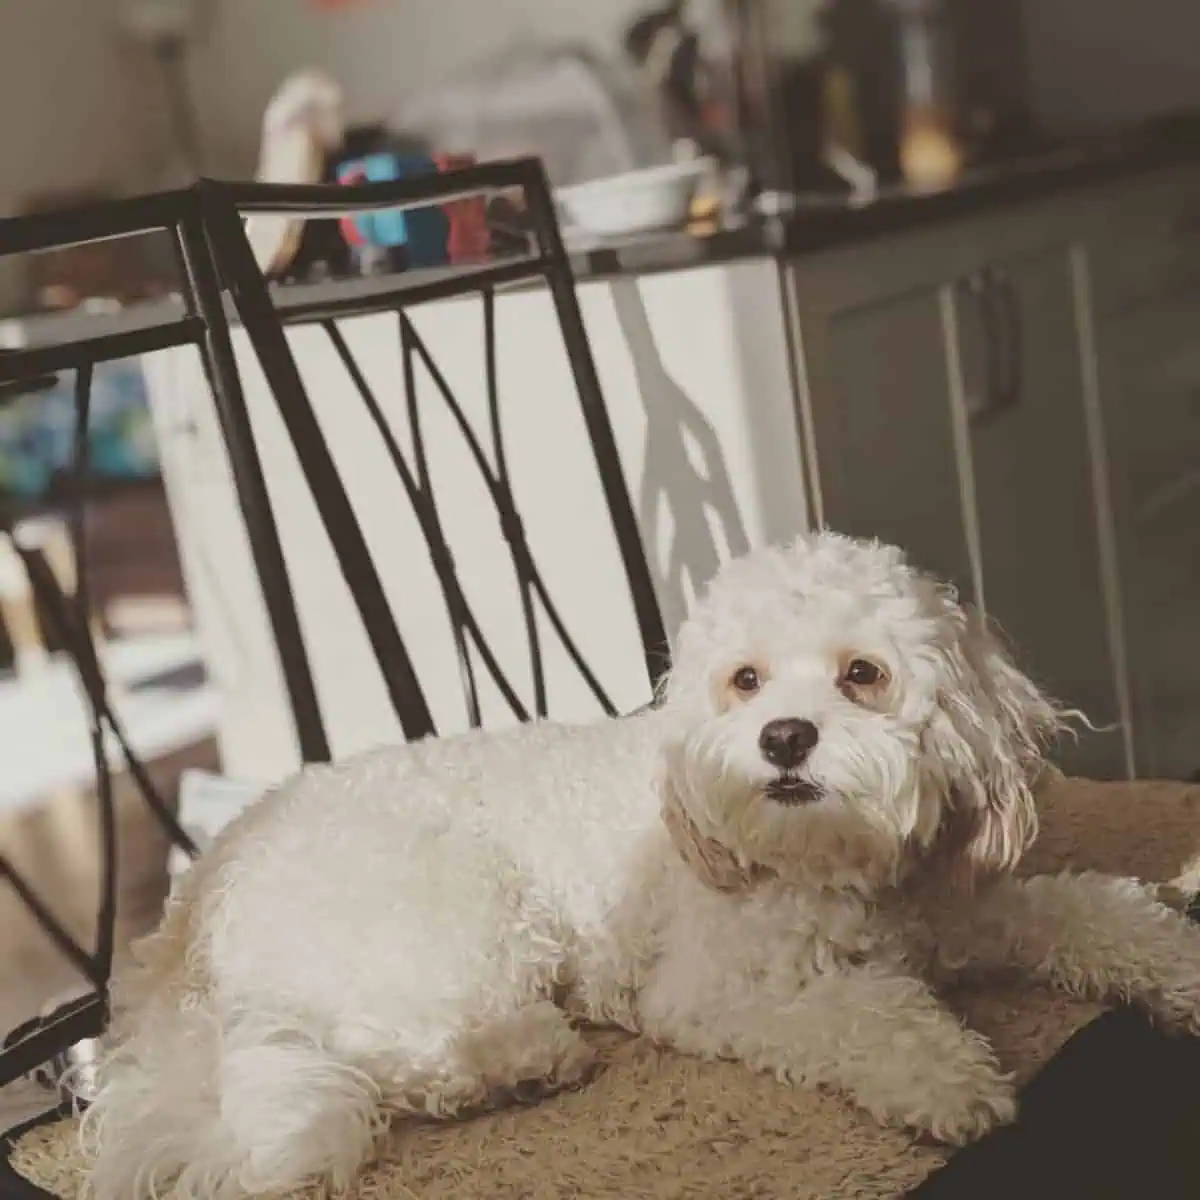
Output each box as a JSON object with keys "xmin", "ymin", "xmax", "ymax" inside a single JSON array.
[{"xmin": 82, "ymin": 928, "xmax": 383, "ymax": 1199}]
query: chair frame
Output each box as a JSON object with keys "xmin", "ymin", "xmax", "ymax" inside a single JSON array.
[
  {"xmin": 0, "ymin": 157, "xmax": 668, "ymax": 1091},
  {"xmin": 197, "ymin": 158, "xmax": 667, "ymax": 745}
]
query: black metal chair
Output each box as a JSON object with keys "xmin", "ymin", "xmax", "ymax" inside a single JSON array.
[
  {"xmin": 0, "ymin": 159, "xmax": 668, "ymax": 1100},
  {"xmin": 193, "ymin": 160, "xmax": 668, "ymax": 750}
]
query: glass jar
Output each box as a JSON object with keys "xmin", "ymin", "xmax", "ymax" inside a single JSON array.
[{"xmin": 891, "ymin": 0, "xmax": 964, "ymax": 191}]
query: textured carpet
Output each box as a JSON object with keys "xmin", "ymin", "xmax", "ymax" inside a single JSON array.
[{"xmin": 6, "ymin": 773, "xmax": 1200, "ymax": 1199}]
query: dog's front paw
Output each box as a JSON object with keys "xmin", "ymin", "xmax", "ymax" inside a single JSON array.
[
  {"xmin": 912, "ymin": 1080, "xmax": 1017, "ymax": 1142},
  {"xmin": 887, "ymin": 1072, "xmax": 1017, "ymax": 1146},
  {"xmin": 1141, "ymin": 977, "xmax": 1200, "ymax": 1035}
]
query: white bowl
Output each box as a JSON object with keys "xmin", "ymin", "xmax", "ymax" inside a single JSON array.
[{"xmin": 556, "ymin": 159, "xmax": 715, "ymax": 239}]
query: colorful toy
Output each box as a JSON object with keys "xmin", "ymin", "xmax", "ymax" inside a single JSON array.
[
  {"xmin": 433, "ymin": 153, "xmax": 491, "ymax": 264},
  {"xmin": 336, "ymin": 153, "xmax": 451, "ymax": 268},
  {"xmin": 335, "ymin": 151, "xmax": 494, "ymax": 271},
  {"xmin": 335, "ymin": 161, "xmax": 369, "ymax": 247}
]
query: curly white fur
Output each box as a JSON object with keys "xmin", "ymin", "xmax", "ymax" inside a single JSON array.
[{"xmin": 82, "ymin": 532, "xmax": 1200, "ymax": 1198}]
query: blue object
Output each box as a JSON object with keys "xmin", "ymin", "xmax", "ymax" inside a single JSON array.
[
  {"xmin": 362, "ymin": 153, "xmax": 410, "ymax": 247},
  {"xmin": 338, "ymin": 153, "xmax": 450, "ymax": 267},
  {"xmin": 0, "ymin": 361, "xmax": 157, "ymax": 500}
]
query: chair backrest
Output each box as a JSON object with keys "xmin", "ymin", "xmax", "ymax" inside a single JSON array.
[{"xmin": 193, "ymin": 159, "xmax": 668, "ymax": 757}]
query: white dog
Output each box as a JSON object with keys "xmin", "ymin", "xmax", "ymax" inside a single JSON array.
[{"xmin": 84, "ymin": 532, "xmax": 1200, "ymax": 1199}]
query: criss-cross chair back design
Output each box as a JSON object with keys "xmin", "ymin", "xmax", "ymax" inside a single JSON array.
[{"xmin": 195, "ymin": 159, "xmax": 668, "ymax": 753}]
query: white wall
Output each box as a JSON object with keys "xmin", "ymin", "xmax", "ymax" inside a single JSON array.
[
  {"xmin": 187, "ymin": 0, "xmax": 650, "ymax": 175},
  {"xmin": 0, "ymin": 0, "xmax": 150, "ymax": 310},
  {"xmin": 0, "ymin": 0, "xmax": 147, "ymax": 211}
]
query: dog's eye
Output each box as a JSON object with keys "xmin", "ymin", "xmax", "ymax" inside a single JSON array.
[
  {"xmin": 731, "ymin": 666, "xmax": 762, "ymax": 694},
  {"xmin": 844, "ymin": 659, "xmax": 883, "ymax": 687}
]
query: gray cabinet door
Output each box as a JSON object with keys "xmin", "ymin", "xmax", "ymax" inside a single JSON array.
[
  {"xmin": 959, "ymin": 248, "xmax": 1127, "ymax": 778},
  {"xmin": 804, "ymin": 287, "xmax": 979, "ymax": 603},
  {"xmin": 1091, "ymin": 212, "xmax": 1200, "ymax": 781}
]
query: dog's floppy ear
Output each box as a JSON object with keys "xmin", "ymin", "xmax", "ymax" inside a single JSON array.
[{"xmin": 925, "ymin": 597, "xmax": 1062, "ymax": 881}]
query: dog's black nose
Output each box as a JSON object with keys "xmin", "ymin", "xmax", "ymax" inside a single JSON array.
[{"xmin": 758, "ymin": 718, "xmax": 819, "ymax": 769}]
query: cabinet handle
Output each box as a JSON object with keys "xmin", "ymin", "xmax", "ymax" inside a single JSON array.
[{"xmin": 964, "ymin": 266, "xmax": 1022, "ymax": 424}]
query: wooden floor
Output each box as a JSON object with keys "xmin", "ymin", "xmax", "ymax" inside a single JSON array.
[{"xmin": 0, "ymin": 738, "xmax": 219, "ymax": 1131}]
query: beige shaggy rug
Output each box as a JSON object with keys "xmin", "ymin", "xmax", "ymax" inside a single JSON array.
[{"xmin": 7, "ymin": 773, "xmax": 1200, "ymax": 1199}]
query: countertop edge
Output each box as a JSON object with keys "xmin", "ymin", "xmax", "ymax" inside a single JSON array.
[{"xmin": 4, "ymin": 123, "xmax": 1199, "ymax": 344}]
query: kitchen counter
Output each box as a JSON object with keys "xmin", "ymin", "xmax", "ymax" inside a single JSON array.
[
  {"xmin": 572, "ymin": 121, "xmax": 1200, "ymax": 279},
  {"xmin": 4, "ymin": 119, "xmax": 1199, "ymax": 350}
]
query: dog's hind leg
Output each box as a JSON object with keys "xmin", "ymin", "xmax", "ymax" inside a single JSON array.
[
  {"xmin": 85, "ymin": 999, "xmax": 385, "ymax": 1200},
  {"xmin": 380, "ymin": 999, "xmax": 595, "ymax": 1117}
]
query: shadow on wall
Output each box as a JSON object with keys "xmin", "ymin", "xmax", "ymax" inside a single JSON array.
[{"xmin": 611, "ymin": 280, "xmax": 750, "ymax": 639}]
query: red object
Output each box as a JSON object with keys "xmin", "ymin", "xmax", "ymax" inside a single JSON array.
[
  {"xmin": 435, "ymin": 153, "xmax": 490, "ymax": 264},
  {"xmin": 336, "ymin": 163, "xmax": 368, "ymax": 246}
]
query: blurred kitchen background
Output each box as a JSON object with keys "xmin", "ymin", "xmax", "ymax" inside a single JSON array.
[
  {"xmin": 3, "ymin": 0, "xmax": 1200, "ymax": 1121},
  {"xmin": 5, "ymin": 0, "xmax": 1200, "ymax": 219}
]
